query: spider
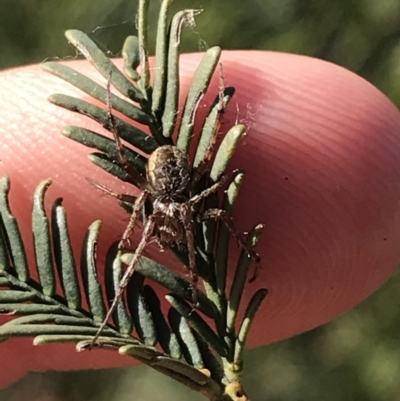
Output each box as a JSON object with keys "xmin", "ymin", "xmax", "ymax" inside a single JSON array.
[{"xmin": 90, "ymin": 74, "xmax": 261, "ymax": 345}]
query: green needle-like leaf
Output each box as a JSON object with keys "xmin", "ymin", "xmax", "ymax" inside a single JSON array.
[
  {"xmin": 166, "ymin": 294, "xmax": 227, "ymax": 357},
  {"xmin": 234, "ymin": 288, "xmax": 268, "ymax": 364},
  {"xmin": 37, "ymin": 335, "xmax": 137, "ymax": 347},
  {"xmin": 193, "ymin": 87, "xmax": 235, "ymax": 168},
  {"xmin": 51, "ymin": 199, "xmax": 81, "ymax": 310},
  {"xmin": 43, "ymin": 62, "xmax": 152, "ymax": 127},
  {"xmin": 119, "ymin": 342, "xmax": 161, "ymax": 361},
  {"xmin": 0, "ymin": 290, "xmax": 37, "ymax": 303},
  {"xmin": 121, "ymin": 253, "xmax": 218, "ymax": 319},
  {"xmin": 1, "ymin": 314, "xmax": 94, "ymax": 327},
  {"xmin": 49, "ymin": 94, "xmax": 157, "ymax": 154},
  {"xmin": 0, "ymin": 225, "xmax": 11, "ymax": 275},
  {"xmin": 144, "ymin": 285, "xmax": 181, "ymax": 359},
  {"xmin": 88, "ymin": 153, "xmax": 137, "ymax": 185},
  {"xmin": 215, "ymin": 172, "xmax": 245, "ymax": 304},
  {"xmin": 152, "ymin": 0, "xmax": 174, "ymax": 114},
  {"xmin": 138, "ymin": 0, "xmax": 150, "ymax": 95},
  {"xmin": 105, "ymin": 245, "xmax": 133, "ymax": 335},
  {"xmin": 177, "ymin": 46, "xmax": 222, "ymax": 154},
  {"xmin": 34, "ymin": 334, "xmax": 98, "ymax": 346},
  {"xmin": 119, "ymin": 344, "xmax": 222, "ymax": 398},
  {"xmin": 226, "ymin": 224, "xmax": 264, "ymax": 335},
  {"xmin": 32, "ymin": 179, "xmax": 55, "ymax": 296},
  {"xmin": 192, "ymin": 332, "xmax": 225, "ymax": 383},
  {"xmin": 127, "ymin": 272, "xmax": 157, "ymax": 346},
  {"xmin": 81, "ymin": 220, "xmax": 106, "ymax": 323},
  {"xmin": 62, "ymin": 125, "xmax": 147, "ymax": 179},
  {"xmin": 0, "ymin": 324, "xmax": 114, "ymax": 337},
  {"xmin": 210, "ymin": 124, "xmax": 246, "ymax": 182},
  {"xmin": 162, "ymin": 9, "xmax": 202, "ymax": 138},
  {"xmin": 168, "ymin": 308, "xmax": 204, "ymax": 369},
  {"xmin": 122, "ymin": 36, "xmax": 141, "ymax": 81},
  {"xmin": 0, "ymin": 303, "xmax": 65, "ymax": 315},
  {"xmin": 0, "ymin": 277, "xmax": 10, "ymax": 285},
  {"xmin": 65, "ymin": 30, "xmax": 145, "ymax": 104},
  {"xmin": 153, "ymin": 356, "xmax": 211, "ymax": 385},
  {"xmin": 0, "ymin": 177, "xmax": 29, "ymax": 282}
]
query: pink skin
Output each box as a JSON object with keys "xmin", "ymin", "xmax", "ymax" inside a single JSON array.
[{"xmin": 1, "ymin": 51, "xmax": 400, "ymax": 387}]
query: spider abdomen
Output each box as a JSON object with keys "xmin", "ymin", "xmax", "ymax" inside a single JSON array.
[
  {"xmin": 147, "ymin": 145, "xmax": 191, "ymax": 196},
  {"xmin": 153, "ymin": 199, "xmax": 186, "ymax": 246}
]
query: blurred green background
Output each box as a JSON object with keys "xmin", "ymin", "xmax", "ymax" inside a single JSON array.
[{"xmin": 1, "ymin": 0, "xmax": 400, "ymax": 400}]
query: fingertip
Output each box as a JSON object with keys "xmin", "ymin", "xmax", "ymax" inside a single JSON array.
[
  {"xmin": 212, "ymin": 51, "xmax": 400, "ymax": 343},
  {"xmin": 1, "ymin": 51, "xmax": 400, "ymax": 383}
]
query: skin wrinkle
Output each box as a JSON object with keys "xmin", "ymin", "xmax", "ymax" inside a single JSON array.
[{"xmin": 0, "ymin": 51, "xmax": 400, "ymax": 387}]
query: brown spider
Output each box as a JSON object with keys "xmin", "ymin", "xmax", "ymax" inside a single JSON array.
[{"xmin": 90, "ymin": 74, "xmax": 261, "ymax": 345}]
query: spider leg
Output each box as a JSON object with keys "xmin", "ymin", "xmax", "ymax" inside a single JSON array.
[
  {"xmin": 105, "ymin": 78, "xmax": 149, "ymax": 190},
  {"xmin": 190, "ymin": 64, "xmax": 228, "ymax": 187},
  {"xmin": 180, "ymin": 203, "xmax": 198, "ymax": 306},
  {"xmin": 118, "ymin": 190, "xmax": 149, "ymax": 250},
  {"xmin": 91, "ymin": 215, "xmax": 156, "ymax": 346},
  {"xmin": 188, "ymin": 170, "xmax": 234, "ymax": 207},
  {"xmin": 86, "ymin": 178, "xmax": 137, "ymax": 204},
  {"xmin": 197, "ymin": 208, "xmax": 261, "ymax": 282}
]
